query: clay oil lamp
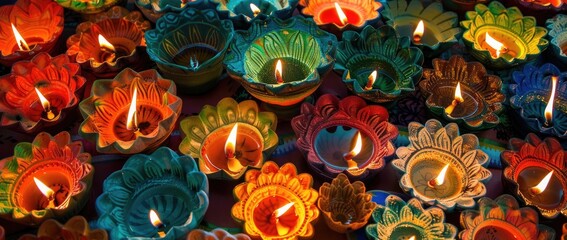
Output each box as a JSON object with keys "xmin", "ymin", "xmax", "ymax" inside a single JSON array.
[
  {"xmin": 510, "ymin": 63, "xmax": 567, "ymax": 138},
  {"xmin": 382, "ymin": 0, "xmax": 461, "ymax": 57},
  {"xmin": 95, "ymin": 147, "xmax": 209, "ymax": 239},
  {"xmin": 547, "ymin": 14, "xmax": 567, "ymax": 64},
  {"xmin": 211, "ymin": 0, "xmax": 300, "ymax": 28},
  {"xmin": 135, "ymin": 0, "xmax": 213, "ymax": 23},
  {"xmin": 231, "ymin": 162, "xmax": 319, "ymax": 240},
  {"xmin": 224, "ymin": 16, "xmax": 337, "ymax": 118},
  {"xmin": 179, "ymin": 97, "xmax": 278, "ymax": 180},
  {"xmin": 366, "ymin": 195, "xmax": 457, "ymax": 240},
  {"xmin": 460, "ymin": 1, "xmax": 548, "ymax": 69},
  {"xmin": 420, "ymin": 56, "xmax": 505, "ymax": 131},
  {"xmin": 335, "ymin": 25, "xmax": 423, "ymax": 103},
  {"xmin": 0, "ymin": 132, "xmax": 94, "ymax": 226},
  {"xmin": 187, "ymin": 229, "xmax": 250, "ymax": 240},
  {"xmin": 53, "ymin": 0, "xmax": 123, "ymax": 15},
  {"xmin": 79, "ymin": 68, "xmax": 182, "ymax": 154},
  {"xmin": 18, "ymin": 216, "xmax": 108, "ymax": 240},
  {"xmin": 0, "ymin": 0, "xmax": 64, "ymax": 66},
  {"xmin": 506, "ymin": 0, "xmax": 567, "ymax": 25},
  {"xmin": 318, "ymin": 173, "xmax": 377, "ymax": 233},
  {"xmin": 291, "ymin": 94, "xmax": 398, "ymax": 181},
  {"xmin": 299, "ymin": 0, "xmax": 382, "ymax": 37},
  {"xmin": 501, "ymin": 133, "xmax": 567, "ymax": 218},
  {"xmin": 459, "ymin": 195, "xmax": 556, "ymax": 240},
  {"xmin": 66, "ymin": 6, "xmax": 152, "ymax": 78},
  {"xmin": 0, "ymin": 53, "xmax": 86, "ymax": 133},
  {"xmin": 145, "ymin": 9, "xmax": 234, "ymax": 94},
  {"xmin": 392, "ymin": 119, "xmax": 492, "ymax": 211}
]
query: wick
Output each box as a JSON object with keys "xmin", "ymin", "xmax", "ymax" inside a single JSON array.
[
  {"xmin": 427, "ymin": 179, "xmax": 439, "ymax": 188},
  {"xmin": 444, "ymin": 99, "xmax": 462, "ymax": 115},
  {"xmin": 343, "ymin": 154, "xmax": 359, "ymax": 170},
  {"xmin": 45, "ymin": 108, "xmax": 55, "ymax": 120},
  {"xmin": 413, "ymin": 35, "xmax": 422, "ymax": 44}
]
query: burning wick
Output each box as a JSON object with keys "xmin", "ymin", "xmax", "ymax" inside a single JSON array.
[
  {"xmin": 485, "ymin": 32, "xmax": 508, "ymax": 58},
  {"xmin": 225, "ymin": 123, "xmax": 244, "ymax": 172},
  {"xmin": 334, "ymin": 2, "xmax": 348, "ymax": 26},
  {"xmin": 273, "ymin": 202, "xmax": 295, "ymax": 236},
  {"xmin": 408, "ymin": 237, "xmax": 415, "ymax": 240},
  {"xmin": 365, "ymin": 69, "xmax": 378, "ymax": 91},
  {"xmin": 275, "ymin": 59, "xmax": 284, "ymax": 84},
  {"xmin": 126, "ymin": 86, "xmax": 140, "ymax": 134},
  {"xmin": 33, "ymin": 177, "xmax": 55, "ymax": 209},
  {"xmin": 34, "ymin": 87, "xmax": 55, "ymax": 120},
  {"xmin": 181, "ymin": 0, "xmax": 188, "ymax": 8},
  {"xmin": 444, "ymin": 82, "xmax": 464, "ymax": 115},
  {"xmin": 529, "ymin": 171, "xmax": 554, "ymax": 195},
  {"xmin": 149, "ymin": 209, "xmax": 166, "ymax": 238},
  {"xmin": 98, "ymin": 34, "xmax": 117, "ymax": 63},
  {"xmin": 413, "ymin": 20, "xmax": 424, "ymax": 44},
  {"xmin": 189, "ymin": 54, "xmax": 199, "ymax": 69},
  {"xmin": 11, "ymin": 23, "xmax": 30, "ymax": 51},
  {"xmin": 428, "ymin": 164, "xmax": 450, "ymax": 188},
  {"xmin": 544, "ymin": 76, "xmax": 558, "ymax": 127},
  {"xmin": 250, "ymin": 3, "xmax": 261, "ymax": 17},
  {"xmin": 343, "ymin": 132, "xmax": 362, "ymax": 170}
]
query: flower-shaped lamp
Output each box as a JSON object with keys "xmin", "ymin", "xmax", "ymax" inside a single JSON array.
[
  {"xmin": 459, "ymin": 195, "xmax": 556, "ymax": 240},
  {"xmin": 145, "ymin": 8, "xmax": 234, "ymax": 94},
  {"xmin": 318, "ymin": 173, "xmax": 376, "ymax": 233},
  {"xmin": 224, "ymin": 16, "xmax": 337, "ymax": 108},
  {"xmin": 547, "ymin": 14, "xmax": 567, "ymax": 64},
  {"xmin": 0, "ymin": 53, "xmax": 86, "ymax": 133},
  {"xmin": 66, "ymin": 6, "xmax": 152, "ymax": 78},
  {"xmin": 211, "ymin": 0, "xmax": 300, "ymax": 28},
  {"xmin": 420, "ymin": 55, "xmax": 505, "ymax": 130},
  {"xmin": 460, "ymin": 1, "xmax": 548, "ymax": 69},
  {"xmin": 382, "ymin": 0, "xmax": 461, "ymax": 57},
  {"xmin": 179, "ymin": 97, "xmax": 278, "ymax": 180},
  {"xmin": 336, "ymin": 25, "xmax": 424, "ymax": 103},
  {"xmin": 291, "ymin": 94, "xmax": 398, "ymax": 181},
  {"xmin": 79, "ymin": 68, "xmax": 182, "ymax": 154},
  {"xmin": 19, "ymin": 216, "xmax": 108, "ymax": 240},
  {"xmin": 0, "ymin": 0, "xmax": 64, "ymax": 66},
  {"xmin": 96, "ymin": 147, "xmax": 209, "ymax": 240},
  {"xmin": 366, "ymin": 195, "xmax": 457, "ymax": 240},
  {"xmin": 54, "ymin": 0, "xmax": 124, "ymax": 14},
  {"xmin": 392, "ymin": 119, "xmax": 492, "ymax": 211},
  {"xmin": 0, "ymin": 132, "xmax": 94, "ymax": 226},
  {"xmin": 135, "ymin": 0, "xmax": 213, "ymax": 23},
  {"xmin": 232, "ymin": 162, "xmax": 319, "ymax": 240},
  {"xmin": 507, "ymin": 0, "xmax": 567, "ymax": 24},
  {"xmin": 299, "ymin": 0, "xmax": 382, "ymax": 37},
  {"xmin": 187, "ymin": 229, "xmax": 251, "ymax": 240},
  {"xmin": 501, "ymin": 134, "xmax": 567, "ymax": 218},
  {"xmin": 510, "ymin": 63, "xmax": 567, "ymax": 138}
]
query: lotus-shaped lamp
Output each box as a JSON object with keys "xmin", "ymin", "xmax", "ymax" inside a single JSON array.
[
  {"xmin": 145, "ymin": 8, "xmax": 234, "ymax": 94},
  {"xmin": 366, "ymin": 195, "xmax": 457, "ymax": 240},
  {"xmin": 510, "ymin": 63, "xmax": 567, "ymax": 138},
  {"xmin": 459, "ymin": 195, "xmax": 556, "ymax": 240},
  {"xmin": 135, "ymin": 0, "xmax": 213, "ymax": 23},
  {"xmin": 79, "ymin": 68, "xmax": 182, "ymax": 154},
  {"xmin": 187, "ymin": 229, "xmax": 251, "ymax": 240},
  {"xmin": 179, "ymin": 97, "xmax": 278, "ymax": 180},
  {"xmin": 231, "ymin": 162, "xmax": 319, "ymax": 240},
  {"xmin": 19, "ymin": 216, "xmax": 108, "ymax": 240},
  {"xmin": 96, "ymin": 147, "xmax": 209, "ymax": 240},
  {"xmin": 547, "ymin": 14, "xmax": 567, "ymax": 64},
  {"xmin": 211, "ymin": 0, "xmax": 299, "ymax": 28},
  {"xmin": 501, "ymin": 133, "xmax": 567, "ymax": 218},
  {"xmin": 420, "ymin": 55, "xmax": 505, "ymax": 130},
  {"xmin": 0, "ymin": 0, "xmax": 64, "ymax": 66},
  {"xmin": 0, "ymin": 53, "xmax": 86, "ymax": 133},
  {"xmin": 460, "ymin": 1, "xmax": 548, "ymax": 69},
  {"xmin": 54, "ymin": 0, "xmax": 124, "ymax": 14},
  {"xmin": 382, "ymin": 0, "xmax": 461, "ymax": 57},
  {"xmin": 392, "ymin": 119, "xmax": 492, "ymax": 211},
  {"xmin": 224, "ymin": 16, "xmax": 337, "ymax": 107},
  {"xmin": 336, "ymin": 25, "xmax": 423, "ymax": 103},
  {"xmin": 291, "ymin": 94, "xmax": 398, "ymax": 181},
  {"xmin": 318, "ymin": 173, "xmax": 376, "ymax": 233},
  {"xmin": 0, "ymin": 132, "xmax": 94, "ymax": 226},
  {"xmin": 66, "ymin": 6, "xmax": 152, "ymax": 78}
]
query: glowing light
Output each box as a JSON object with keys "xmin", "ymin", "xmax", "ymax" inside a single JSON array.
[
  {"xmin": 250, "ymin": 3, "xmax": 261, "ymax": 17},
  {"xmin": 126, "ymin": 87, "xmax": 138, "ymax": 131},
  {"xmin": 225, "ymin": 123, "xmax": 244, "ymax": 172},
  {"xmin": 35, "ymin": 87, "xmax": 55, "ymax": 120},
  {"xmin": 365, "ymin": 69, "xmax": 377, "ymax": 90},
  {"xmin": 485, "ymin": 32, "xmax": 505, "ymax": 58},
  {"xmin": 343, "ymin": 132, "xmax": 362, "ymax": 170},
  {"xmin": 275, "ymin": 59, "xmax": 283, "ymax": 84},
  {"xmin": 429, "ymin": 164, "xmax": 450, "ymax": 187},
  {"xmin": 11, "ymin": 23, "xmax": 30, "ymax": 51},
  {"xmin": 273, "ymin": 202, "xmax": 295, "ymax": 236},
  {"xmin": 530, "ymin": 171, "xmax": 554, "ymax": 195},
  {"xmin": 149, "ymin": 209, "xmax": 166, "ymax": 238},
  {"xmin": 445, "ymin": 82, "xmax": 464, "ymax": 115},
  {"xmin": 98, "ymin": 34, "xmax": 116, "ymax": 52},
  {"xmin": 544, "ymin": 76, "xmax": 558, "ymax": 127},
  {"xmin": 413, "ymin": 20, "xmax": 424, "ymax": 43},
  {"xmin": 334, "ymin": 2, "xmax": 348, "ymax": 26},
  {"xmin": 33, "ymin": 177, "xmax": 54, "ymax": 199}
]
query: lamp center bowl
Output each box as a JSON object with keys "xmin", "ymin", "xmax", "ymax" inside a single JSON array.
[
  {"xmin": 256, "ymin": 57, "xmax": 311, "ymax": 84},
  {"xmin": 114, "ymin": 104, "xmax": 165, "ymax": 141},
  {"xmin": 313, "ymin": 125, "xmax": 374, "ymax": 171},
  {"xmin": 427, "ymin": 82, "xmax": 482, "ymax": 118},
  {"xmin": 347, "ymin": 58, "xmax": 401, "ymax": 92},
  {"xmin": 471, "ymin": 220, "xmax": 525, "ymax": 240},
  {"xmin": 329, "ymin": 200, "xmax": 358, "ymax": 224},
  {"xmin": 172, "ymin": 43, "xmax": 219, "ymax": 68},
  {"xmin": 515, "ymin": 164, "xmax": 566, "ymax": 210},
  {"xmin": 520, "ymin": 92, "xmax": 567, "ymax": 132},
  {"xmin": 475, "ymin": 28, "xmax": 525, "ymax": 60},
  {"xmin": 392, "ymin": 18, "xmax": 444, "ymax": 46}
]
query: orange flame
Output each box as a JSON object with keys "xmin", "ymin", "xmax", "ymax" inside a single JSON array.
[
  {"xmin": 126, "ymin": 86, "xmax": 138, "ymax": 131},
  {"xmin": 98, "ymin": 34, "xmax": 116, "ymax": 52},
  {"xmin": 11, "ymin": 23, "xmax": 30, "ymax": 51},
  {"xmin": 485, "ymin": 32, "xmax": 505, "ymax": 58},
  {"xmin": 530, "ymin": 171, "xmax": 554, "ymax": 195},
  {"xmin": 344, "ymin": 132, "xmax": 362, "ymax": 170},
  {"xmin": 445, "ymin": 82, "xmax": 464, "ymax": 115},
  {"xmin": 34, "ymin": 87, "xmax": 50, "ymax": 112},
  {"xmin": 275, "ymin": 59, "xmax": 283, "ymax": 84},
  {"xmin": 274, "ymin": 202, "xmax": 295, "ymax": 218},
  {"xmin": 454, "ymin": 82, "xmax": 464, "ymax": 102},
  {"xmin": 544, "ymin": 76, "xmax": 558, "ymax": 126},
  {"xmin": 365, "ymin": 69, "xmax": 378, "ymax": 90},
  {"xmin": 250, "ymin": 3, "xmax": 261, "ymax": 17},
  {"xmin": 33, "ymin": 177, "xmax": 54, "ymax": 199},
  {"xmin": 429, "ymin": 164, "xmax": 450, "ymax": 187},
  {"xmin": 413, "ymin": 20, "xmax": 424, "ymax": 43},
  {"xmin": 274, "ymin": 202, "xmax": 295, "ymax": 236},
  {"xmin": 149, "ymin": 209, "xmax": 163, "ymax": 228},
  {"xmin": 409, "ymin": 237, "xmax": 415, "ymax": 240},
  {"xmin": 225, "ymin": 123, "xmax": 244, "ymax": 172},
  {"xmin": 334, "ymin": 2, "xmax": 348, "ymax": 26}
]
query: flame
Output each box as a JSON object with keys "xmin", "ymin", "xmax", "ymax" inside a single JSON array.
[
  {"xmin": 485, "ymin": 32, "xmax": 505, "ymax": 58},
  {"xmin": 409, "ymin": 237, "xmax": 415, "ymax": 240},
  {"xmin": 149, "ymin": 209, "xmax": 163, "ymax": 228},
  {"xmin": 431, "ymin": 164, "xmax": 450, "ymax": 186},
  {"xmin": 544, "ymin": 76, "xmax": 558, "ymax": 126},
  {"xmin": 275, "ymin": 59, "xmax": 283, "ymax": 84},
  {"xmin": 11, "ymin": 23, "xmax": 30, "ymax": 51},
  {"xmin": 347, "ymin": 132, "xmax": 362, "ymax": 159},
  {"xmin": 33, "ymin": 177, "xmax": 54, "ymax": 199},
  {"xmin": 34, "ymin": 87, "xmax": 51, "ymax": 112},
  {"xmin": 551, "ymin": 0, "xmax": 561, "ymax": 7},
  {"xmin": 454, "ymin": 82, "xmax": 464, "ymax": 102},
  {"xmin": 98, "ymin": 34, "xmax": 116, "ymax": 52},
  {"xmin": 365, "ymin": 69, "xmax": 377, "ymax": 90},
  {"xmin": 274, "ymin": 202, "xmax": 295, "ymax": 218},
  {"xmin": 413, "ymin": 20, "xmax": 424, "ymax": 43},
  {"xmin": 334, "ymin": 2, "xmax": 348, "ymax": 26},
  {"xmin": 250, "ymin": 3, "xmax": 261, "ymax": 16},
  {"xmin": 530, "ymin": 171, "xmax": 554, "ymax": 195},
  {"xmin": 126, "ymin": 87, "xmax": 138, "ymax": 131},
  {"xmin": 225, "ymin": 123, "xmax": 238, "ymax": 158}
]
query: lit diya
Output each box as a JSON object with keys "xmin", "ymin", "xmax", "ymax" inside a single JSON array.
[{"xmin": 0, "ymin": 0, "xmax": 64, "ymax": 66}]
